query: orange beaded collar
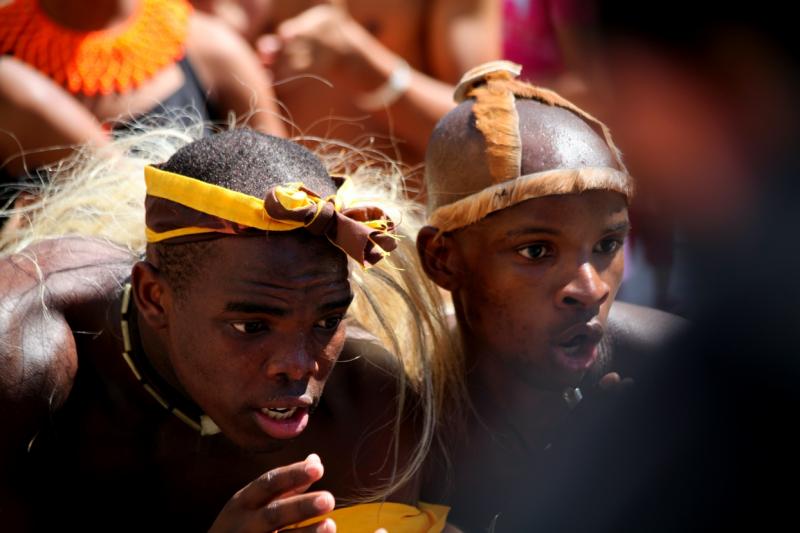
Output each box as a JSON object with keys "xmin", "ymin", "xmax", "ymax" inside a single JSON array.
[{"xmin": 0, "ymin": 0, "xmax": 191, "ymax": 96}]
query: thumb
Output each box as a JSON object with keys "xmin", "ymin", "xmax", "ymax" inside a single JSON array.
[{"xmin": 256, "ymin": 34, "xmax": 283, "ymax": 66}]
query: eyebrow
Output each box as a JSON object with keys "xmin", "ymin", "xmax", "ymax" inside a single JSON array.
[
  {"xmin": 506, "ymin": 227, "xmax": 561, "ymax": 238},
  {"xmin": 224, "ymin": 294, "xmax": 354, "ymax": 316},
  {"xmin": 506, "ymin": 221, "xmax": 631, "ymax": 239},
  {"xmin": 224, "ymin": 302, "xmax": 288, "ymax": 316},
  {"xmin": 318, "ymin": 294, "xmax": 355, "ymax": 313},
  {"xmin": 604, "ymin": 221, "xmax": 632, "ymax": 234}
]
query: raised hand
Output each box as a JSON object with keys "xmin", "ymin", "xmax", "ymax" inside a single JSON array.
[{"xmin": 209, "ymin": 454, "xmax": 336, "ymax": 533}]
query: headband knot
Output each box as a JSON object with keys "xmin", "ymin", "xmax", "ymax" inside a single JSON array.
[{"xmin": 264, "ymin": 183, "xmax": 397, "ymax": 266}]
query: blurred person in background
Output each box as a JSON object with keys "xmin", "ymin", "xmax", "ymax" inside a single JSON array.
[
  {"xmin": 0, "ymin": 0, "xmax": 285, "ymax": 226},
  {"xmin": 501, "ymin": 0, "xmax": 598, "ymax": 107},
  {"xmin": 193, "ymin": 0, "xmax": 501, "ymax": 187}
]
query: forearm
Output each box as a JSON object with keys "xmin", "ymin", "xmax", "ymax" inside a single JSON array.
[{"xmin": 335, "ymin": 25, "xmax": 455, "ymax": 159}]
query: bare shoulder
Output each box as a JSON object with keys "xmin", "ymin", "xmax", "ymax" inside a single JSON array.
[
  {"xmin": 605, "ymin": 302, "xmax": 688, "ymax": 369},
  {"xmin": 318, "ymin": 322, "xmax": 422, "ymax": 503},
  {"xmin": 0, "ymin": 237, "xmax": 134, "ymax": 452},
  {"xmin": 185, "ymin": 12, "xmax": 254, "ymax": 82},
  {"xmin": 327, "ymin": 322, "xmax": 406, "ymax": 406},
  {"xmin": 1, "ymin": 237, "xmax": 134, "ymax": 304}
]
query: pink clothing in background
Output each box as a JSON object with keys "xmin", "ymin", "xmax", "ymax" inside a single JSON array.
[{"xmin": 502, "ymin": 0, "xmax": 590, "ymax": 81}]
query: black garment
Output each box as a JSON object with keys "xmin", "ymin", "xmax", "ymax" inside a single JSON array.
[{"xmin": 112, "ymin": 57, "xmax": 217, "ymax": 134}]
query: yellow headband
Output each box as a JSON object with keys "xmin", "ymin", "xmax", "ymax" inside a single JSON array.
[{"xmin": 144, "ymin": 166, "xmax": 397, "ymax": 267}]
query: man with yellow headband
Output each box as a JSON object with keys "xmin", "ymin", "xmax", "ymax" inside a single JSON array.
[
  {"xmin": 416, "ymin": 62, "xmax": 685, "ymax": 530},
  {"xmin": 0, "ymin": 129, "xmax": 448, "ymax": 531}
]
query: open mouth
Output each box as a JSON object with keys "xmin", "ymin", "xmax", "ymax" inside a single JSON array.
[
  {"xmin": 552, "ymin": 321, "xmax": 604, "ymax": 372},
  {"xmin": 260, "ymin": 406, "xmax": 298, "ymax": 420},
  {"xmin": 559, "ymin": 334, "xmax": 590, "ymax": 356},
  {"xmin": 253, "ymin": 396, "xmax": 314, "ymax": 440}
]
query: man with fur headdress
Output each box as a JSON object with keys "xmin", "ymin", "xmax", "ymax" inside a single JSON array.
[{"xmin": 416, "ymin": 61, "xmax": 685, "ymax": 530}]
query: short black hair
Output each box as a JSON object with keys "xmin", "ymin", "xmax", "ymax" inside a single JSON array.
[{"xmin": 149, "ymin": 129, "xmax": 336, "ymax": 294}]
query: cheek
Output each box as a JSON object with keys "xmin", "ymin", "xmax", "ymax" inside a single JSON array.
[
  {"xmin": 607, "ymin": 253, "xmax": 626, "ymax": 296},
  {"xmin": 168, "ymin": 316, "xmax": 242, "ymax": 399},
  {"xmin": 459, "ymin": 265, "xmax": 551, "ymax": 348},
  {"xmin": 318, "ymin": 328, "xmax": 346, "ymax": 377}
]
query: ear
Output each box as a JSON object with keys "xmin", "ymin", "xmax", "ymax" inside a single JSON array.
[
  {"xmin": 416, "ymin": 226, "xmax": 463, "ymax": 292},
  {"xmin": 131, "ymin": 261, "xmax": 172, "ymax": 330}
]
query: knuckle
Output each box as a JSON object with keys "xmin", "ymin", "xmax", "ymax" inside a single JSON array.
[{"xmin": 262, "ymin": 500, "xmax": 282, "ymax": 526}]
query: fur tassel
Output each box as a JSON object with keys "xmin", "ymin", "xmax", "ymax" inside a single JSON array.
[{"xmin": 428, "ymin": 166, "xmax": 634, "ymax": 232}]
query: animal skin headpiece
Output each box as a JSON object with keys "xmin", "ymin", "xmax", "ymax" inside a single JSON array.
[{"xmin": 426, "ymin": 60, "xmax": 634, "ymax": 232}]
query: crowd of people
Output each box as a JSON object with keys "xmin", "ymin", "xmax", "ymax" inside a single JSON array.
[{"xmin": 2, "ymin": 1, "xmax": 798, "ymax": 532}]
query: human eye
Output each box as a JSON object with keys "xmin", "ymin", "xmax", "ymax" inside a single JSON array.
[
  {"xmin": 594, "ymin": 237, "xmax": 624, "ymax": 255},
  {"xmin": 516, "ymin": 243, "xmax": 553, "ymax": 260},
  {"xmin": 231, "ymin": 321, "xmax": 269, "ymax": 334},
  {"xmin": 314, "ymin": 315, "xmax": 343, "ymax": 331}
]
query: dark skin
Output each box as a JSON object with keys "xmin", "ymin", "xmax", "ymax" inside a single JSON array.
[
  {"xmin": 417, "ymin": 101, "xmax": 685, "ymax": 530},
  {"xmin": 0, "ymin": 234, "xmax": 419, "ymax": 532}
]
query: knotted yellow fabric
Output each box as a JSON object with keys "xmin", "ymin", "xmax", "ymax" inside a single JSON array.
[
  {"xmin": 287, "ymin": 502, "xmax": 449, "ymax": 532},
  {"xmin": 144, "ymin": 165, "xmax": 397, "ymax": 266}
]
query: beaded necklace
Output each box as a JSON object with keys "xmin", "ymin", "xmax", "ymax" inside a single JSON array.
[
  {"xmin": 0, "ymin": 0, "xmax": 191, "ymax": 96},
  {"xmin": 119, "ymin": 283, "xmax": 220, "ymax": 435}
]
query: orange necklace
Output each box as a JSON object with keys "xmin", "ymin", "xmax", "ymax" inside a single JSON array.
[{"xmin": 0, "ymin": 0, "xmax": 191, "ymax": 96}]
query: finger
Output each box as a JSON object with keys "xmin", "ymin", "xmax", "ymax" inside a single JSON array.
[
  {"xmin": 258, "ymin": 491, "xmax": 335, "ymax": 530},
  {"xmin": 598, "ymin": 372, "xmax": 622, "ymax": 391},
  {"xmin": 238, "ymin": 454, "xmax": 325, "ymax": 508},
  {"xmin": 277, "ymin": 458, "xmax": 324, "ymax": 500},
  {"xmin": 276, "ymin": 12, "xmax": 306, "ymax": 41},
  {"xmin": 256, "ymin": 34, "xmax": 283, "ymax": 66}
]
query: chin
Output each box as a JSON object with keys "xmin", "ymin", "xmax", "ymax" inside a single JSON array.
[
  {"xmin": 227, "ymin": 429, "xmax": 288, "ymax": 453},
  {"xmin": 506, "ymin": 357, "xmax": 586, "ymax": 392}
]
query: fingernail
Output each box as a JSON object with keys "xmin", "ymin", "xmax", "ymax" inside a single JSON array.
[
  {"xmin": 317, "ymin": 518, "xmax": 336, "ymax": 533},
  {"xmin": 306, "ymin": 453, "xmax": 320, "ymax": 463},
  {"xmin": 257, "ymin": 35, "xmax": 282, "ymax": 54},
  {"xmin": 305, "ymin": 460, "xmax": 323, "ymax": 476},
  {"xmin": 314, "ymin": 493, "xmax": 334, "ymax": 511}
]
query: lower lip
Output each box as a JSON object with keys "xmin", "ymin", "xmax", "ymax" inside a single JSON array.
[
  {"xmin": 253, "ymin": 408, "xmax": 310, "ymax": 439},
  {"xmin": 553, "ymin": 342, "xmax": 599, "ymax": 372}
]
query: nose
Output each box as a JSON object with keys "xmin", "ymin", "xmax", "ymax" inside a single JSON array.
[
  {"xmin": 263, "ymin": 341, "xmax": 319, "ymax": 383},
  {"xmin": 555, "ymin": 262, "xmax": 610, "ymax": 310}
]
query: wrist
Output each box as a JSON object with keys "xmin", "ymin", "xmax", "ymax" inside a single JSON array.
[{"xmin": 353, "ymin": 57, "xmax": 412, "ymax": 111}]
